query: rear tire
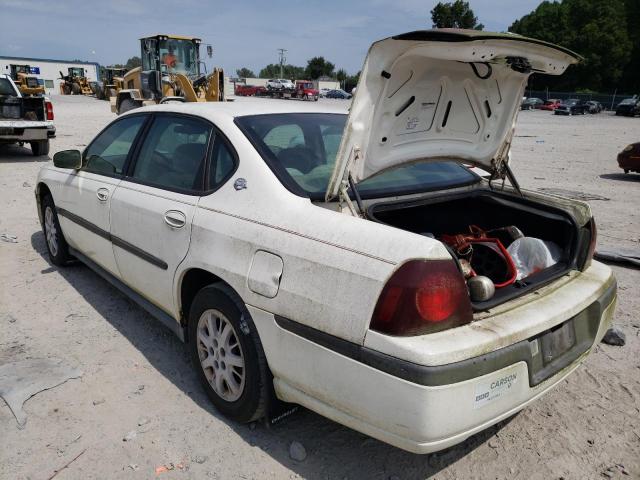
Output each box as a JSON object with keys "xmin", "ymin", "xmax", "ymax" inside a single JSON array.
[
  {"xmin": 188, "ymin": 284, "xmax": 270, "ymax": 423},
  {"xmin": 31, "ymin": 140, "xmax": 50, "ymax": 156},
  {"xmin": 41, "ymin": 194, "xmax": 72, "ymax": 266},
  {"xmin": 71, "ymin": 83, "xmax": 81, "ymax": 95}
]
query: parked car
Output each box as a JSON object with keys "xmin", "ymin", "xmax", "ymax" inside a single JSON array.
[
  {"xmin": 235, "ymin": 84, "xmax": 266, "ymax": 97},
  {"xmin": 319, "ymin": 88, "xmax": 332, "ymax": 98},
  {"xmin": 554, "ymin": 99, "xmax": 589, "ymax": 115},
  {"xmin": 585, "ymin": 101, "xmax": 603, "ymax": 114},
  {"xmin": 266, "ymin": 79, "xmax": 295, "ymax": 90},
  {"xmin": 615, "ymin": 98, "xmax": 640, "ymax": 117},
  {"xmin": 520, "ymin": 97, "xmax": 544, "ymax": 110},
  {"xmin": 36, "ymin": 30, "xmax": 616, "ymax": 455},
  {"xmin": 0, "ymin": 74, "xmax": 55, "ymax": 156},
  {"xmin": 617, "ymin": 142, "xmax": 640, "ymax": 174},
  {"xmin": 540, "ymin": 99, "xmax": 562, "ymax": 111},
  {"xmin": 325, "ymin": 89, "xmax": 352, "ymax": 99}
]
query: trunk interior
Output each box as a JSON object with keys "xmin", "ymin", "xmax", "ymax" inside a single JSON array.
[{"xmin": 370, "ymin": 190, "xmax": 591, "ymax": 311}]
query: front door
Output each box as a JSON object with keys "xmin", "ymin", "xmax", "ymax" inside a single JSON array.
[
  {"xmin": 56, "ymin": 114, "xmax": 147, "ymax": 276},
  {"xmin": 109, "ymin": 114, "xmax": 213, "ymax": 315}
]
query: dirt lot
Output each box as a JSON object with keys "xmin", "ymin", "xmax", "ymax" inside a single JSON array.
[{"xmin": 1, "ymin": 96, "xmax": 639, "ymax": 480}]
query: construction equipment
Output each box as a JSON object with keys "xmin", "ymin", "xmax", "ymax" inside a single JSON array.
[
  {"xmin": 96, "ymin": 67, "xmax": 128, "ymax": 100},
  {"xmin": 9, "ymin": 64, "xmax": 45, "ymax": 96},
  {"xmin": 59, "ymin": 67, "xmax": 93, "ymax": 95},
  {"xmin": 113, "ymin": 34, "xmax": 225, "ymax": 114}
]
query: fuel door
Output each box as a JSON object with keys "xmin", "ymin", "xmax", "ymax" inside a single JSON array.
[{"xmin": 248, "ymin": 251, "xmax": 284, "ymax": 298}]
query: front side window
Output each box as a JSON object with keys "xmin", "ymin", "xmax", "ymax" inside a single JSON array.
[
  {"xmin": 83, "ymin": 115, "xmax": 146, "ymax": 175},
  {"xmin": 131, "ymin": 115, "xmax": 212, "ymax": 191},
  {"xmin": 236, "ymin": 113, "xmax": 479, "ymax": 200}
]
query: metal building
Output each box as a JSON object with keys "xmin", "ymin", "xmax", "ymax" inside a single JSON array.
[{"xmin": 0, "ymin": 56, "xmax": 99, "ymax": 95}]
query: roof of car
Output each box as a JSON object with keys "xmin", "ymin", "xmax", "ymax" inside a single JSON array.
[{"xmin": 132, "ymin": 97, "xmax": 350, "ymax": 119}]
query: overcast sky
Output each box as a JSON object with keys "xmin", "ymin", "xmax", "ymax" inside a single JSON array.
[{"xmin": 1, "ymin": 0, "xmax": 542, "ymax": 75}]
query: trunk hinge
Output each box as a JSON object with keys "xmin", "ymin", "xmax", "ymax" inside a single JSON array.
[
  {"xmin": 489, "ymin": 128, "xmax": 523, "ymax": 197},
  {"xmin": 335, "ymin": 146, "xmax": 366, "ymax": 217}
]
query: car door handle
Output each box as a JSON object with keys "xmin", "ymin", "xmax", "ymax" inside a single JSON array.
[
  {"xmin": 96, "ymin": 187, "xmax": 109, "ymax": 202},
  {"xmin": 164, "ymin": 210, "xmax": 186, "ymax": 229}
]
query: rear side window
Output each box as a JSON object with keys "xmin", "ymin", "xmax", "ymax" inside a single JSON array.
[
  {"xmin": 131, "ymin": 115, "xmax": 212, "ymax": 192},
  {"xmin": 83, "ymin": 115, "xmax": 146, "ymax": 175},
  {"xmin": 208, "ymin": 137, "xmax": 236, "ymax": 189}
]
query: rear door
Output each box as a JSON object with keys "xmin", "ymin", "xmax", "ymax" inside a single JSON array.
[
  {"xmin": 109, "ymin": 114, "xmax": 214, "ymax": 315},
  {"xmin": 55, "ymin": 114, "xmax": 147, "ymax": 276}
]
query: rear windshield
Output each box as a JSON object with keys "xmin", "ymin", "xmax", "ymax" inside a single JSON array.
[
  {"xmin": 0, "ymin": 78, "xmax": 17, "ymax": 96},
  {"xmin": 236, "ymin": 113, "xmax": 479, "ymax": 200}
]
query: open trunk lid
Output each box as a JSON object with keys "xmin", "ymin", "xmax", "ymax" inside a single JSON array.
[{"xmin": 326, "ymin": 29, "xmax": 580, "ymax": 200}]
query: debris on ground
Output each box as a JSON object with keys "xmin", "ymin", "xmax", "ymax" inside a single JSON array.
[
  {"xmin": 155, "ymin": 462, "xmax": 186, "ymax": 475},
  {"xmin": 92, "ymin": 398, "xmax": 105, "ymax": 406},
  {"xmin": 0, "ymin": 358, "xmax": 82, "ymax": 428},
  {"xmin": 289, "ymin": 441, "xmax": 307, "ymax": 461},
  {"xmin": 123, "ymin": 430, "xmax": 137, "ymax": 442},
  {"xmin": 602, "ymin": 327, "xmax": 626, "ymax": 346},
  {"xmin": 0, "ymin": 233, "xmax": 18, "ymax": 243},
  {"xmin": 138, "ymin": 417, "xmax": 150, "ymax": 426},
  {"xmin": 46, "ymin": 449, "xmax": 86, "ymax": 480},
  {"xmin": 595, "ymin": 248, "xmax": 640, "ymax": 268},
  {"xmin": 194, "ymin": 455, "xmax": 207, "ymax": 464},
  {"xmin": 537, "ymin": 187, "xmax": 610, "ymax": 201}
]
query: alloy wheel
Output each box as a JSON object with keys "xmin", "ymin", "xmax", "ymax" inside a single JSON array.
[
  {"xmin": 44, "ymin": 206, "xmax": 59, "ymax": 257},
  {"xmin": 196, "ymin": 309, "xmax": 246, "ymax": 402}
]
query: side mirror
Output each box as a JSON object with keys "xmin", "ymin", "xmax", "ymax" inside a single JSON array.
[{"xmin": 53, "ymin": 150, "xmax": 82, "ymax": 169}]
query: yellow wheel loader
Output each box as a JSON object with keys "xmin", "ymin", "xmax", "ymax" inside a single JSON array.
[
  {"xmin": 113, "ymin": 34, "xmax": 225, "ymax": 114},
  {"xmin": 59, "ymin": 67, "xmax": 93, "ymax": 95},
  {"xmin": 97, "ymin": 67, "xmax": 127, "ymax": 100},
  {"xmin": 10, "ymin": 65, "xmax": 45, "ymax": 96}
]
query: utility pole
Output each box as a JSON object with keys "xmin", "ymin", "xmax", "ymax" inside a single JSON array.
[{"xmin": 277, "ymin": 48, "xmax": 287, "ymax": 78}]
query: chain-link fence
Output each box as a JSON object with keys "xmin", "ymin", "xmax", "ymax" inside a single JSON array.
[{"xmin": 525, "ymin": 89, "xmax": 638, "ymax": 110}]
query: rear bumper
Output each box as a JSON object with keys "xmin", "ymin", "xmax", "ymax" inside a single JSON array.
[
  {"xmin": 0, "ymin": 120, "xmax": 54, "ymax": 141},
  {"xmin": 251, "ymin": 263, "xmax": 616, "ymax": 453}
]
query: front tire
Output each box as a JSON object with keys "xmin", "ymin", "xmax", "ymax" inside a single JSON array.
[
  {"xmin": 188, "ymin": 285, "xmax": 270, "ymax": 423},
  {"xmin": 42, "ymin": 195, "xmax": 72, "ymax": 266},
  {"xmin": 31, "ymin": 140, "xmax": 50, "ymax": 156},
  {"xmin": 71, "ymin": 83, "xmax": 81, "ymax": 95}
]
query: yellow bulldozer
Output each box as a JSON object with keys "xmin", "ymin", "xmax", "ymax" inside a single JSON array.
[
  {"xmin": 10, "ymin": 65, "xmax": 45, "ymax": 96},
  {"xmin": 97, "ymin": 67, "xmax": 128, "ymax": 100},
  {"xmin": 59, "ymin": 67, "xmax": 93, "ymax": 95},
  {"xmin": 113, "ymin": 34, "xmax": 225, "ymax": 114}
]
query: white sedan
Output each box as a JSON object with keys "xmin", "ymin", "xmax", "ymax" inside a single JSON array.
[{"xmin": 35, "ymin": 30, "xmax": 616, "ymax": 454}]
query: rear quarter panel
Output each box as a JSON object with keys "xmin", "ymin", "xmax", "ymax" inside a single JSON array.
[{"xmin": 176, "ymin": 119, "xmax": 450, "ymax": 344}]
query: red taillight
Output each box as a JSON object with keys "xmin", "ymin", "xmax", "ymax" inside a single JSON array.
[
  {"xmin": 370, "ymin": 260, "xmax": 473, "ymax": 336},
  {"xmin": 45, "ymin": 101, "xmax": 54, "ymax": 120}
]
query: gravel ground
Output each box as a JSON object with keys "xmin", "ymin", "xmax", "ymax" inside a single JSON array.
[{"xmin": 1, "ymin": 96, "xmax": 639, "ymax": 480}]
